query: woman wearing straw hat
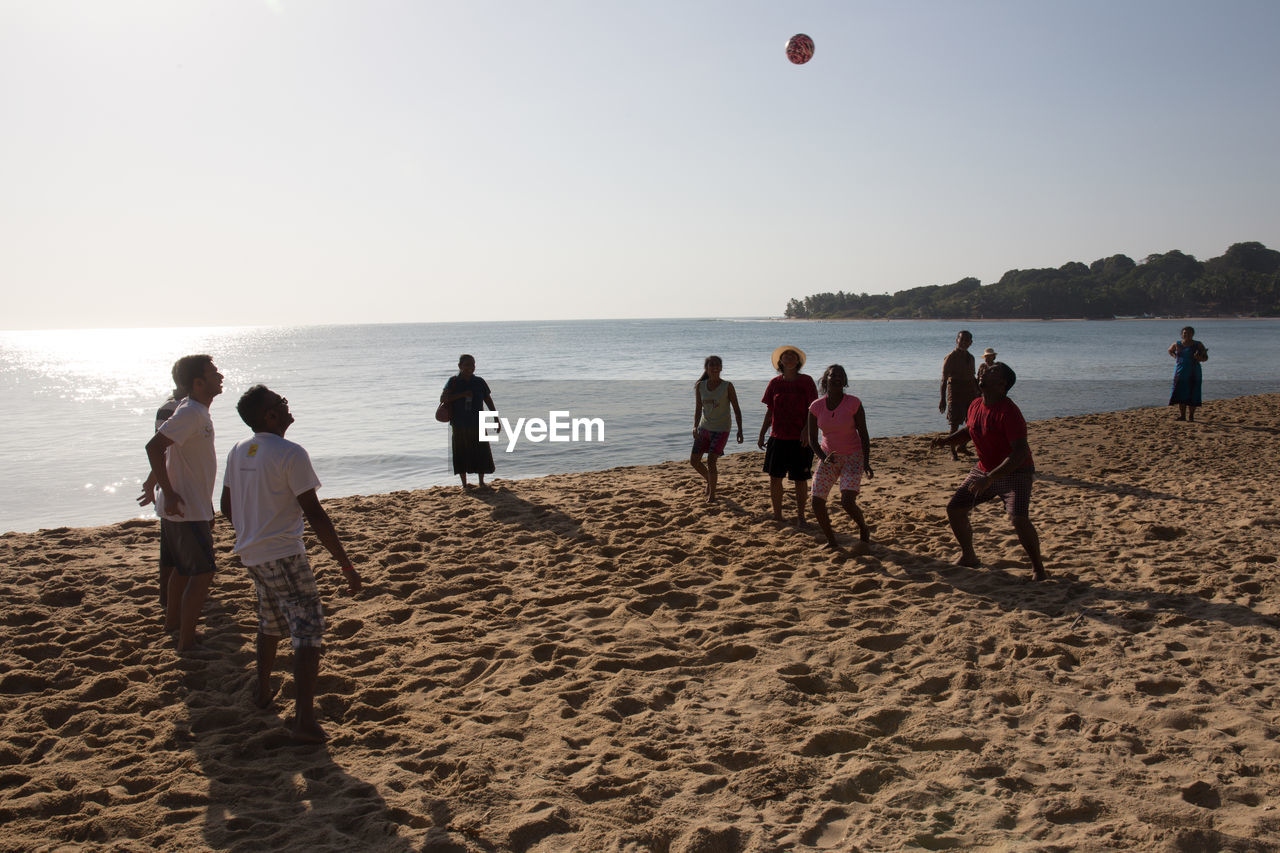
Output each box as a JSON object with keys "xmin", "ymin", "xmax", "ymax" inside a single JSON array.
[
  {"xmin": 976, "ymin": 347, "xmax": 998, "ymax": 385},
  {"xmin": 758, "ymin": 345, "xmax": 818, "ymax": 524}
]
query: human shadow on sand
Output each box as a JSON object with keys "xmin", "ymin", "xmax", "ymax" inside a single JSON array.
[
  {"xmin": 167, "ymin": 572, "xmax": 438, "ymax": 850},
  {"xmin": 873, "ymin": 544, "xmax": 1279, "ymax": 633},
  {"xmin": 467, "ymin": 484, "xmax": 596, "ymax": 544},
  {"xmin": 1035, "ymin": 471, "xmax": 1206, "ymax": 503}
]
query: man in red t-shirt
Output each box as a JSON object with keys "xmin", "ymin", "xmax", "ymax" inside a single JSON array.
[{"xmin": 932, "ymin": 362, "xmax": 1046, "ymax": 581}]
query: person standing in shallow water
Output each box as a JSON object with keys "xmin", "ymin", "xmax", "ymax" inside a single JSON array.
[
  {"xmin": 441, "ymin": 354, "xmax": 497, "ymax": 489},
  {"xmin": 690, "ymin": 355, "xmax": 743, "ymax": 503},
  {"xmin": 758, "ymin": 346, "xmax": 818, "ymax": 525},
  {"xmin": 939, "ymin": 330, "xmax": 979, "ymax": 461},
  {"xmin": 932, "ymin": 362, "xmax": 1046, "ymax": 581},
  {"xmin": 1168, "ymin": 326, "xmax": 1208, "ymax": 422},
  {"xmin": 806, "ymin": 364, "xmax": 874, "ymax": 554}
]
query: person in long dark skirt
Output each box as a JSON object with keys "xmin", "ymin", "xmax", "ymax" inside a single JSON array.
[
  {"xmin": 441, "ymin": 354, "xmax": 497, "ymax": 488},
  {"xmin": 1168, "ymin": 326, "xmax": 1209, "ymax": 422}
]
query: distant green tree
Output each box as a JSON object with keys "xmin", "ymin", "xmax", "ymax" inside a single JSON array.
[{"xmin": 784, "ymin": 242, "xmax": 1279, "ymax": 319}]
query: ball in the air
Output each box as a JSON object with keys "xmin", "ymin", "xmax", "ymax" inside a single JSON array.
[{"xmin": 785, "ymin": 33, "xmax": 814, "ymax": 65}]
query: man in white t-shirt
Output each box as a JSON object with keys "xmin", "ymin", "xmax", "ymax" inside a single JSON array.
[
  {"xmin": 144, "ymin": 354, "xmax": 223, "ymax": 652},
  {"xmin": 220, "ymin": 385, "xmax": 362, "ymax": 744},
  {"xmin": 137, "ymin": 358, "xmax": 186, "ymax": 610}
]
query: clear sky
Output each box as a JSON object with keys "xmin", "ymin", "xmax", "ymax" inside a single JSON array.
[{"xmin": 3, "ymin": 1, "xmax": 1278, "ymax": 329}]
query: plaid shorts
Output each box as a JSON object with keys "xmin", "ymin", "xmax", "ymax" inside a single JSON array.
[
  {"xmin": 245, "ymin": 553, "xmax": 325, "ymax": 649},
  {"xmin": 948, "ymin": 467, "xmax": 1035, "ymax": 517}
]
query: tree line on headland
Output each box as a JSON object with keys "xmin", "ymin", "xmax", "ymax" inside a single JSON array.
[{"xmin": 784, "ymin": 241, "xmax": 1280, "ymax": 319}]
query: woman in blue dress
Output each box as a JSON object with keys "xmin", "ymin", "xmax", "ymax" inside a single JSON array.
[{"xmin": 1168, "ymin": 326, "xmax": 1208, "ymax": 422}]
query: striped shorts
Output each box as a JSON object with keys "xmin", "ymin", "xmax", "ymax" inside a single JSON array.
[{"xmin": 245, "ymin": 553, "xmax": 325, "ymax": 649}]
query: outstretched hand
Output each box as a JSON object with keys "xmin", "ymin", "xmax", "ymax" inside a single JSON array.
[{"xmin": 137, "ymin": 487, "xmax": 155, "ymax": 508}]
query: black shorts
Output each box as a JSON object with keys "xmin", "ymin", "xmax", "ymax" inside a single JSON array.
[
  {"xmin": 762, "ymin": 437, "xmax": 813, "ymax": 482},
  {"xmin": 161, "ymin": 520, "xmax": 217, "ymax": 577},
  {"xmin": 159, "ymin": 518, "xmax": 176, "ymax": 568}
]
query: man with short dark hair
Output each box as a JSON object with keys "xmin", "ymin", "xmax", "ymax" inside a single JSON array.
[
  {"xmin": 138, "ymin": 359, "xmax": 188, "ymax": 609},
  {"xmin": 932, "ymin": 362, "xmax": 1047, "ymax": 581},
  {"xmin": 144, "ymin": 354, "xmax": 223, "ymax": 650},
  {"xmin": 220, "ymin": 385, "xmax": 362, "ymax": 744}
]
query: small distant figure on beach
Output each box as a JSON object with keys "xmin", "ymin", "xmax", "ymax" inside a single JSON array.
[
  {"xmin": 221, "ymin": 386, "xmax": 362, "ymax": 744},
  {"xmin": 758, "ymin": 345, "xmax": 818, "ymax": 525},
  {"xmin": 143, "ymin": 354, "xmax": 224, "ymax": 651},
  {"xmin": 939, "ymin": 330, "xmax": 979, "ymax": 461},
  {"xmin": 1168, "ymin": 326, "xmax": 1209, "ymax": 422},
  {"xmin": 690, "ymin": 355, "xmax": 743, "ymax": 503},
  {"xmin": 442, "ymin": 354, "xmax": 497, "ymax": 489},
  {"xmin": 932, "ymin": 362, "xmax": 1047, "ymax": 581},
  {"xmin": 806, "ymin": 365, "xmax": 873, "ymax": 554},
  {"xmin": 137, "ymin": 360, "xmax": 187, "ymax": 609},
  {"xmin": 976, "ymin": 347, "xmax": 998, "ymax": 385}
]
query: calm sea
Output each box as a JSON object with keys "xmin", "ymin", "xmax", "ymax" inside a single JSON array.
[{"xmin": 2, "ymin": 318, "xmax": 1276, "ymax": 533}]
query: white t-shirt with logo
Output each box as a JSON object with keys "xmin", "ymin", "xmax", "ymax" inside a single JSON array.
[
  {"xmin": 156, "ymin": 398, "xmax": 216, "ymax": 522},
  {"xmin": 223, "ymin": 432, "xmax": 322, "ymax": 566}
]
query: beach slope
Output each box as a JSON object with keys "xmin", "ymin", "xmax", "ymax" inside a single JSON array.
[{"xmin": 2, "ymin": 394, "xmax": 1278, "ymax": 851}]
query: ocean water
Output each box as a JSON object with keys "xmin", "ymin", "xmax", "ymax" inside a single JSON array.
[{"xmin": 1, "ymin": 318, "xmax": 1276, "ymax": 533}]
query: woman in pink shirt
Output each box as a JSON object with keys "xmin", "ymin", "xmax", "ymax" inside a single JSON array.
[{"xmin": 806, "ymin": 364, "xmax": 874, "ymax": 553}]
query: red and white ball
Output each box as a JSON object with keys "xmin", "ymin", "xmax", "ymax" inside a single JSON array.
[{"xmin": 785, "ymin": 33, "xmax": 815, "ymax": 65}]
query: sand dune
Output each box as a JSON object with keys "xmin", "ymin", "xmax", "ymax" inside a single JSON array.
[{"xmin": 2, "ymin": 394, "xmax": 1279, "ymax": 851}]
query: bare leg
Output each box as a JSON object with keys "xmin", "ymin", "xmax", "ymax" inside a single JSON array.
[
  {"xmin": 164, "ymin": 571, "xmax": 184, "ymax": 632},
  {"xmin": 840, "ymin": 490, "xmax": 871, "ymax": 554},
  {"xmin": 1176, "ymin": 404, "xmax": 1187, "ymax": 421},
  {"xmin": 159, "ymin": 564, "xmax": 172, "ymax": 608},
  {"xmin": 812, "ymin": 496, "xmax": 840, "ymax": 549},
  {"xmin": 769, "ymin": 477, "xmax": 784, "ymax": 521},
  {"xmin": 706, "ymin": 455, "xmax": 719, "ymax": 502},
  {"xmin": 458, "ymin": 474, "xmax": 470, "ymax": 488},
  {"xmin": 477, "ymin": 473, "xmax": 488, "ymax": 488},
  {"xmin": 292, "ymin": 646, "xmax": 325, "ymax": 743},
  {"xmin": 1187, "ymin": 407, "xmax": 1195, "ymax": 423},
  {"xmin": 691, "ymin": 452, "xmax": 710, "ymax": 494},
  {"xmin": 947, "ymin": 504, "xmax": 981, "ymax": 567},
  {"xmin": 176, "ymin": 572, "xmax": 214, "ymax": 651},
  {"xmin": 793, "ymin": 479, "xmax": 808, "ymax": 526},
  {"xmin": 255, "ymin": 633, "xmax": 281, "ymax": 708},
  {"xmin": 1011, "ymin": 515, "xmax": 1047, "ymax": 580}
]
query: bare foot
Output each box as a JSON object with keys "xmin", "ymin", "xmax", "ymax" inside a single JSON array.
[
  {"xmin": 1033, "ymin": 567, "xmax": 1048, "ymax": 581},
  {"xmin": 850, "ymin": 540, "xmax": 871, "ymax": 556},
  {"xmin": 253, "ymin": 684, "xmax": 280, "ymax": 711},
  {"xmin": 290, "ymin": 720, "xmax": 327, "ymax": 744},
  {"xmin": 955, "ymin": 553, "xmax": 981, "ymax": 568}
]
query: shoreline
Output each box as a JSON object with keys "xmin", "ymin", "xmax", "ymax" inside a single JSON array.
[{"xmin": 2, "ymin": 393, "xmax": 1279, "ymax": 849}]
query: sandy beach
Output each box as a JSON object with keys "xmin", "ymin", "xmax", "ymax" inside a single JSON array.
[{"xmin": 2, "ymin": 393, "xmax": 1278, "ymax": 852}]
